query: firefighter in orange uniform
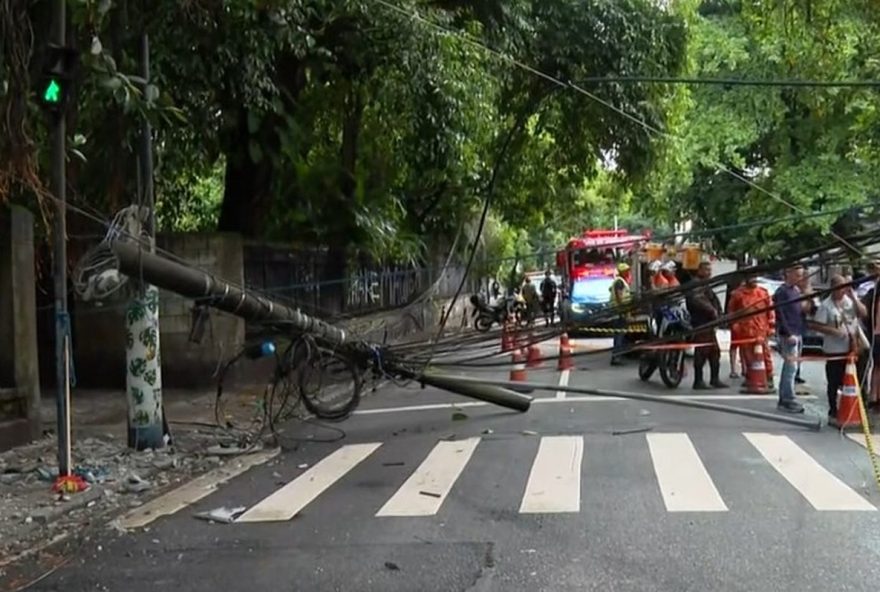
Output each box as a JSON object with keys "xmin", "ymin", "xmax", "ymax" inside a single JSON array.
[{"xmin": 728, "ymin": 275, "xmax": 775, "ymax": 388}]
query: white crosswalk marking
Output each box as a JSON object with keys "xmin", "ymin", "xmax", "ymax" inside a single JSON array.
[
  {"xmin": 744, "ymin": 433, "xmax": 876, "ymax": 511},
  {"xmin": 236, "ymin": 442, "xmax": 382, "ymax": 523},
  {"xmin": 646, "ymin": 433, "xmax": 727, "ymax": 512},
  {"xmin": 376, "ymin": 438, "xmax": 480, "ymax": 517},
  {"xmin": 519, "ymin": 436, "xmax": 583, "ymax": 513},
  {"xmin": 845, "ymin": 432, "xmax": 880, "ymax": 455}
]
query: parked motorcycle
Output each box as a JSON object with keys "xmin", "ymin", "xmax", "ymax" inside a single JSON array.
[
  {"xmin": 470, "ymin": 294, "xmax": 528, "ymax": 332},
  {"xmin": 638, "ymin": 303, "xmax": 691, "ymax": 388}
]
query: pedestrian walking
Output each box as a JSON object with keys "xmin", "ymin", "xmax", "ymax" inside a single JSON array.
[
  {"xmin": 810, "ymin": 275, "xmax": 867, "ymax": 422},
  {"xmin": 773, "ymin": 265, "xmax": 806, "ymax": 413},
  {"xmin": 686, "ymin": 261, "xmax": 728, "ymax": 389}
]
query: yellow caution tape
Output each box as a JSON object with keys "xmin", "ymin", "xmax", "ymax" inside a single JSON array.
[
  {"xmin": 855, "ymin": 393, "xmax": 880, "ymax": 492},
  {"xmin": 575, "ymin": 324, "xmax": 648, "ymax": 334}
]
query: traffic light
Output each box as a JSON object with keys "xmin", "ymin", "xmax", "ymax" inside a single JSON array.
[{"xmin": 38, "ymin": 44, "xmax": 79, "ymax": 113}]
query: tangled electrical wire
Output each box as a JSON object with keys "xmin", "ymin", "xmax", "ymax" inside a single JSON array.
[{"xmin": 214, "ymin": 334, "xmax": 365, "ymax": 444}]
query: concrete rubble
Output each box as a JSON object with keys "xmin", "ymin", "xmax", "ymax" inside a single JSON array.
[{"xmin": 0, "ymin": 429, "xmax": 241, "ymax": 566}]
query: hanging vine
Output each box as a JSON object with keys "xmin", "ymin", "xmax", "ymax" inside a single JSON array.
[{"xmin": 0, "ymin": 0, "xmax": 50, "ymax": 220}]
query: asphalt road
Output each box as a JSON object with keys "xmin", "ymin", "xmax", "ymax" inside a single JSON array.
[{"xmin": 25, "ymin": 333, "xmax": 880, "ymax": 592}]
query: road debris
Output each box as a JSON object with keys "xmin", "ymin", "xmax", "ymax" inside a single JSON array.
[
  {"xmin": 451, "ymin": 411, "xmax": 468, "ymax": 421},
  {"xmin": 611, "ymin": 426, "xmax": 654, "ymax": 436},
  {"xmin": 521, "ymin": 430, "xmax": 539, "ymax": 436},
  {"xmin": 384, "ymin": 561, "xmax": 401, "ymax": 571},
  {"xmin": 419, "ymin": 491, "xmax": 442, "ymax": 498},
  {"xmin": 382, "ymin": 462, "xmax": 405, "ymax": 467},
  {"xmin": 193, "ymin": 506, "xmax": 247, "ymax": 524}
]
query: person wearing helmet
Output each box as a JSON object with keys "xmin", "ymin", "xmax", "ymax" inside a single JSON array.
[
  {"xmin": 610, "ymin": 262, "xmax": 632, "ymax": 366},
  {"xmin": 660, "ymin": 261, "xmax": 680, "ymax": 288},
  {"xmin": 649, "ymin": 260, "xmax": 666, "ymax": 290}
]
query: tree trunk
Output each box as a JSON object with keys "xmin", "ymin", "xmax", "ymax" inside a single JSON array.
[
  {"xmin": 217, "ymin": 108, "xmax": 274, "ymax": 236},
  {"xmin": 217, "ymin": 55, "xmax": 306, "ymax": 236}
]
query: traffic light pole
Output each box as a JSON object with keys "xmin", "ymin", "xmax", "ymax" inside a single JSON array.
[{"xmin": 50, "ymin": 0, "xmax": 72, "ymax": 477}]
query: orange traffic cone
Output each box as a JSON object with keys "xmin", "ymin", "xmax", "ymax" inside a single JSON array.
[
  {"xmin": 558, "ymin": 333, "xmax": 574, "ymax": 371},
  {"xmin": 501, "ymin": 322, "xmax": 513, "ymax": 352},
  {"xmin": 837, "ymin": 357, "xmax": 864, "ymax": 428},
  {"xmin": 741, "ymin": 341, "xmax": 772, "ymax": 395},
  {"xmin": 526, "ymin": 330, "xmax": 543, "ymax": 368},
  {"xmin": 509, "ymin": 349, "xmax": 527, "ymax": 382}
]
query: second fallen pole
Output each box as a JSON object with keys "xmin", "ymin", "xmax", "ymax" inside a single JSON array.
[{"xmin": 429, "ymin": 375, "xmax": 822, "ymax": 430}]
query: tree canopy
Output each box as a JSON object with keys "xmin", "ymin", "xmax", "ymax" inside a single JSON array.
[
  {"xmin": 4, "ymin": 0, "xmax": 875, "ymax": 272},
  {"xmin": 1, "ymin": 0, "xmax": 685, "ymax": 270}
]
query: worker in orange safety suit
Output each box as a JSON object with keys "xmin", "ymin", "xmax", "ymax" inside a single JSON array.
[{"xmin": 727, "ymin": 275, "xmax": 775, "ymax": 388}]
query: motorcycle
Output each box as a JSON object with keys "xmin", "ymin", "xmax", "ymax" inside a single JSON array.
[
  {"xmin": 638, "ymin": 303, "xmax": 691, "ymax": 388},
  {"xmin": 470, "ymin": 294, "xmax": 529, "ymax": 332}
]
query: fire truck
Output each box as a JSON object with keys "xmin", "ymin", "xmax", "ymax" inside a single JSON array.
[{"xmin": 556, "ymin": 229, "xmax": 708, "ymax": 337}]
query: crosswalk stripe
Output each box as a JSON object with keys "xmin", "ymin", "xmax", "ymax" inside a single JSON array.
[
  {"xmin": 519, "ymin": 436, "xmax": 583, "ymax": 513},
  {"xmin": 376, "ymin": 438, "xmax": 480, "ymax": 517},
  {"xmin": 845, "ymin": 432, "xmax": 880, "ymax": 455},
  {"xmin": 236, "ymin": 442, "xmax": 382, "ymax": 523},
  {"xmin": 744, "ymin": 433, "xmax": 876, "ymax": 511},
  {"xmin": 646, "ymin": 433, "xmax": 727, "ymax": 512},
  {"xmin": 556, "ymin": 369, "xmax": 570, "ymax": 399}
]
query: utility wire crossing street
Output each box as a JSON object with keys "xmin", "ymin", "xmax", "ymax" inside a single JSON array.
[{"xmin": 194, "ymin": 431, "xmax": 880, "ymax": 525}]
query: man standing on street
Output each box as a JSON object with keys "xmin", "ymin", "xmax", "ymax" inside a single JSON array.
[
  {"xmin": 728, "ymin": 275, "xmax": 775, "ymax": 389},
  {"xmin": 540, "ymin": 270, "xmax": 558, "ymax": 326},
  {"xmin": 810, "ymin": 274, "xmax": 866, "ymax": 423},
  {"xmin": 773, "ymin": 265, "xmax": 806, "ymax": 413},
  {"xmin": 686, "ymin": 261, "xmax": 728, "ymax": 390},
  {"xmin": 610, "ymin": 262, "xmax": 632, "ymax": 367}
]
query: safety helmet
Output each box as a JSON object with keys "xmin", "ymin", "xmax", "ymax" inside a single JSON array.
[
  {"xmin": 648, "ymin": 261, "xmax": 662, "ymax": 273},
  {"xmin": 617, "ymin": 262, "xmax": 631, "ymax": 273},
  {"xmin": 661, "ymin": 261, "xmax": 677, "ymax": 272}
]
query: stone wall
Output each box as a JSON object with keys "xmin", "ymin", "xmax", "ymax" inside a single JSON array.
[{"xmin": 0, "ymin": 206, "xmax": 41, "ymax": 450}]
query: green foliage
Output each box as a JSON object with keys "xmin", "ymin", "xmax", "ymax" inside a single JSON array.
[
  {"xmin": 640, "ymin": 0, "xmax": 880, "ymax": 257},
  {"xmin": 2, "ymin": 0, "xmax": 686, "ymax": 265}
]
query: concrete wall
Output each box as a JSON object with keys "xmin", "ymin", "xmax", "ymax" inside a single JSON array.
[
  {"xmin": 0, "ymin": 206, "xmax": 41, "ymax": 450},
  {"xmin": 73, "ymin": 233, "xmax": 246, "ymax": 388},
  {"xmin": 156, "ymin": 233, "xmax": 246, "ymax": 387}
]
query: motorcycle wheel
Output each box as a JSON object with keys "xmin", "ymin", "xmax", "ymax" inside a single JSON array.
[
  {"xmin": 474, "ymin": 316, "xmax": 493, "ymax": 332},
  {"xmin": 638, "ymin": 355, "xmax": 658, "ymax": 382},
  {"xmin": 659, "ymin": 350, "xmax": 685, "ymax": 388}
]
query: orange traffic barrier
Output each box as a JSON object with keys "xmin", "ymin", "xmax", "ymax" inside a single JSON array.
[
  {"xmin": 741, "ymin": 342, "xmax": 772, "ymax": 395},
  {"xmin": 558, "ymin": 333, "xmax": 574, "ymax": 371},
  {"xmin": 509, "ymin": 349, "xmax": 527, "ymax": 382},
  {"xmin": 526, "ymin": 330, "xmax": 543, "ymax": 368},
  {"xmin": 837, "ymin": 358, "xmax": 863, "ymax": 428}
]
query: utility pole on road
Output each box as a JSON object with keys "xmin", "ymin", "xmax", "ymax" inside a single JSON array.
[{"xmin": 124, "ymin": 31, "xmax": 166, "ymax": 450}]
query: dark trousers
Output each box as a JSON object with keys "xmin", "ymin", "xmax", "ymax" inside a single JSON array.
[
  {"xmin": 825, "ymin": 358, "xmax": 847, "ymax": 417},
  {"xmin": 693, "ymin": 335, "xmax": 721, "ymax": 385}
]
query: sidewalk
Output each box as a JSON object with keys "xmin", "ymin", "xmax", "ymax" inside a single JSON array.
[{"xmin": 0, "ymin": 385, "xmax": 270, "ymax": 572}]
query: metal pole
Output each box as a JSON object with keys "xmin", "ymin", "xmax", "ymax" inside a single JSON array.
[
  {"xmin": 50, "ymin": 0, "xmax": 72, "ymax": 476},
  {"xmin": 438, "ymin": 375, "xmax": 823, "ymax": 430},
  {"xmin": 418, "ymin": 372, "xmax": 532, "ymax": 412},
  {"xmin": 110, "ymin": 241, "xmax": 349, "ymax": 345}
]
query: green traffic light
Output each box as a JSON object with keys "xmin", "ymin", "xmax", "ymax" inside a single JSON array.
[{"xmin": 43, "ymin": 79, "xmax": 61, "ymax": 104}]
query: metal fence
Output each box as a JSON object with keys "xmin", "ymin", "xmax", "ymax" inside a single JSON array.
[{"xmin": 242, "ymin": 243, "xmax": 475, "ymax": 320}]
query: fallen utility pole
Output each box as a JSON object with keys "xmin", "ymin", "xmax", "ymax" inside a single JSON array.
[
  {"xmin": 429, "ymin": 374, "xmax": 823, "ymax": 430},
  {"xmin": 111, "ymin": 240, "xmax": 348, "ymax": 346},
  {"xmin": 109, "ymin": 240, "xmax": 531, "ymax": 413}
]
